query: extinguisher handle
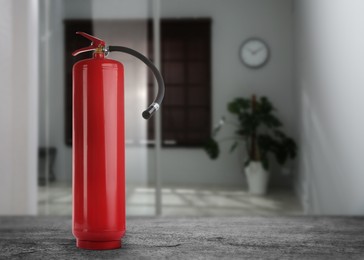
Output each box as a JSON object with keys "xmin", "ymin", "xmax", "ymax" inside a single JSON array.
[
  {"xmin": 72, "ymin": 32, "xmax": 106, "ymax": 56},
  {"xmin": 108, "ymin": 46, "xmax": 165, "ymax": 120}
]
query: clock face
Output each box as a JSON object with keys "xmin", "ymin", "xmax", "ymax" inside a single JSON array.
[{"xmin": 240, "ymin": 38, "xmax": 269, "ymax": 68}]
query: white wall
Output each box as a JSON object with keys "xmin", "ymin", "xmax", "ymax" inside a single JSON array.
[
  {"xmin": 0, "ymin": 0, "xmax": 38, "ymax": 215},
  {"xmin": 294, "ymin": 0, "xmax": 364, "ymax": 214},
  {"xmin": 44, "ymin": 0, "xmax": 295, "ymax": 188}
]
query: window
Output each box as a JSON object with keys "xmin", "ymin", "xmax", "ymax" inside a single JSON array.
[{"xmin": 148, "ymin": 19, "xmax": 212, "ymax": 147}]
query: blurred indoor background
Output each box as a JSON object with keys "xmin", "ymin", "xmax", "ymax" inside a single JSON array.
[{"xmin": 1, "ymin": 0, "xmax": 364, "ymax": 217}]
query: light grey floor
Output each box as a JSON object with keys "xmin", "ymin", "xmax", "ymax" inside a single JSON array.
[
  {"xmin": 38, "ymin": 182, "xmax": 302, "ymax": 216},
  {"xmin": 3, "ymin": 216, "xmax": 364, "ymax": 259}
]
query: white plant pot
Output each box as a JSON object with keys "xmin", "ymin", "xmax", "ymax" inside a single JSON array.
[{"xmin": 245, "ymin": 161, "xmax": 269, "ymax": 195}]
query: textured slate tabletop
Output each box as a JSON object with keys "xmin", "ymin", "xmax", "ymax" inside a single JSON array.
[{"xmin": 1, "ymin": 216, "xmax": 364, "ymax": 259}]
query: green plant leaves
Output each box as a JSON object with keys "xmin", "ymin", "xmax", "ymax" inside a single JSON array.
[
  {"xmin": 230, "ymin": 141, "xmax": 239, "ymax": 153},
  {"xmin": 275, "ymin": 146, "xmax": 288, "ymax": 165},
  {"xmin": 212, "ymin": 116, "xmax": 226, "ymax": 137},
  {"xmin": 273, "ymin": 130, "xmax": 286, "ymax": 139},
  {"xmin": 203, "ymin": 95, "xmax": 298, "ymax": 170},
  {"xmin": 285, "ymin": 137, "xmax": 297, "ymax": 158},
  {"xmin": 227, "ymin": 101, "xmax": 240, "ymax": 114},
  {"xmin": 204, "ymin": 137, "xmax": 220, "ymax": 159},
  {"xmin": 257, "ymin": 127, "xmax": 297, "ymax": 166},
  {"xmin": 261, "ymin": 154, "xmax": 269, "ymax": 170},
  {"xmin": 260, "ymin": 114, "xmax": 282, "ymax": 128},
  {"xmin": 235, "ymin": 129, "xmax": 248, "ymax": 136},
  {"xmin": 258, "ymin": 96, "xmax": 275, "ymax": 114},
  {"xmin": 273, "ymin": 130, "xmax": 297, "ymax": 160},
  {"xmin": 258, "ymin": 134, "xmax": 274, "ymax": 150},
  {"xmin": 227, "ymin": 98, "xmax": 250, "ymax": 115}
]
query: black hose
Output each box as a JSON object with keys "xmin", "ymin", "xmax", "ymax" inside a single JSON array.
[{"xmin": 108, "ymin": 46, "xmax": 165, "ymax": 120}]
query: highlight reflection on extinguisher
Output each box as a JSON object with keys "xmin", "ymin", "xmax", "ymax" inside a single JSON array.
[{"xmin": 72, "ymin": 32, "xmax": 164, "ymax": 250}]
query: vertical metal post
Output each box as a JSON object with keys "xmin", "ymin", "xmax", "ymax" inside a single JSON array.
[
  {"xmin": 43, "ymin": 0, "xmax": 50, "ymax": 215},
  {"xmin": 153, "ymin": 0, "xmax": 162, "ymax": 216}
]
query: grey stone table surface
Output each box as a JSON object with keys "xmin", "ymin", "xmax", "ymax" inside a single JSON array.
[{"xmin": 1, "ymin": 216, "xmax": 364, "ymax": 260}]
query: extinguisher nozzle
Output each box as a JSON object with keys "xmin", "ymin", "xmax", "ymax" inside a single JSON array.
[
  {"xmin": 142, "ymin": 111, "xmax": 152, "ymax": 120},
  {"xmin": 142, "ymin": 103, "xmax": 160, "ymax": 120},
  {"xmin": 108, "ymin": 45, "xmax": 165, "ymax": 120}
]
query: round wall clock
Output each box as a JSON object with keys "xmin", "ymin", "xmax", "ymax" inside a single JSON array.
[{"xmin": 240, "ymin": 38, "xmax": 270, "ymax": 69}]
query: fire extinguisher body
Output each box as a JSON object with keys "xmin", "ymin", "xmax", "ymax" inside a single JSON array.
[
  {"xmin": 71, "ymin": 31, "xmax": 165, "ymax": 251},
  {"xmin": 72, "ymin": 53, "xmax": 125, "ymax": 250}
]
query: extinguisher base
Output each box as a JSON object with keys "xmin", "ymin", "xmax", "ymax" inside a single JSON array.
[{"xmin": 76, "ymin": 239, "xmax": 121, "ymax": 250}]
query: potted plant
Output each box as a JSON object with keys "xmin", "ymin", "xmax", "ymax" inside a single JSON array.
[{"xmin": 204, "ymin": 95, "xmax": 297, "ymax": 195}]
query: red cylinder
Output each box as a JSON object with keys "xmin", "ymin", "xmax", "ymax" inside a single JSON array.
[{"xmin": 72, "ymin": 52, "xmax": 125, "ymax": 250}]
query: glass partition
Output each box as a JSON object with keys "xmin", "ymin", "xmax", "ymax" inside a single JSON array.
[
  {"xmin": 157, "ymin": 0, "xmax": 302, "ymax": 216},
  {"xmin": 38, "ymin": 0, "xmax": 161, "ymax": 216},
  {"xmin": 38, "ymin": 0, "xmax": 302, "ymax": 218}
]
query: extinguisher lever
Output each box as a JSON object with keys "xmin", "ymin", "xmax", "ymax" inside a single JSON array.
[
  {"xmin": 72, "ymin": 32, "xmax": 106, "ymax": 56},
  {"xmin": 108, "ymin": 45, "xmax": 165, "ymax": 120}
]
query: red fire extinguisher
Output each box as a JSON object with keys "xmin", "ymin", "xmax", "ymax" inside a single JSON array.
[{"xmin": 72, "ymin": 32, "xmax": 164, "ymax": 250}]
